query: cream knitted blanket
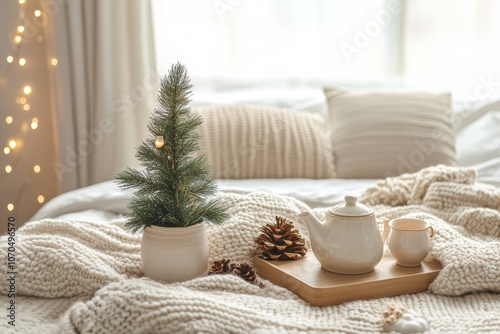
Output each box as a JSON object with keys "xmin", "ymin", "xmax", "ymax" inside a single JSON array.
[{"xmin": 1, "ymin": 166, "xmax": 499, "ymax": 333}]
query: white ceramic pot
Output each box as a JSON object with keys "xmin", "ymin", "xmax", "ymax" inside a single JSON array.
[
  {"xmin": 141, "ymin": 223, "xmax": 209, "ymax": 282},
  {"xmin": 299, "ymin": 195, "xmax": 384, "ymax": 275}
]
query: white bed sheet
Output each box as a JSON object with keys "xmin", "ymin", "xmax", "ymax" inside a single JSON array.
[
  {"xmin": 29, "ymin": 178, "xmax": 376, "ymax": 222},
  {"xmin": 31, "ymin": 167, "xmax": 499, "ymax": 223}
]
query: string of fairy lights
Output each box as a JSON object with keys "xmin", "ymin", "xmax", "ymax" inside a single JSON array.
[{"xmin": 1, "ymin": 0, "xmax": 58, "ymax": 213}]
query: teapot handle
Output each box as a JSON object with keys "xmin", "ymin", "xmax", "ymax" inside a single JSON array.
[{"xmin": 381, "ymin": 217, "xmax": 390, "ymax": 242}]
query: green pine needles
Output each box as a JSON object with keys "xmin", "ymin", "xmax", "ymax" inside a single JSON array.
[{"xmin": 116, "ymin": 63, "xmax": 228, "ymax": 232}]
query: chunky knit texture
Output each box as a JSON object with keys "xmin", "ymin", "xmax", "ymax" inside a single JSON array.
[
  {"xmin": 0, "ymin": 166, "xmax": 499, "ymax": 333},
  {"xmin": 359, "ymin": 164, "xmax": 477, "ymax": 206}
]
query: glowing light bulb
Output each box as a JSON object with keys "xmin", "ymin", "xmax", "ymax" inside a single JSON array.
[
  {"xmin": 51, "ymin": 58, "xmax": 58, "ymax": 66},
  {"xmin": 19, "ymin": 58, "xmax": 26, "ymax": 66},
  {"xmin": 155, "ymin": 136, "xmax": 165, "ymax": 148},
  {"xmin": 34, "ymin": 10, "xmax": 41, "ymax": 17},
  {"xmin": 4, "ymin": 147, "xmax": 10, "ymax": 154},
  {"xmin": 23, "ymin": 104, "xmax": 30, "ymax": 111},
  {"xmin": 17, "ymin": 26, "xmax": 25, "ymax": 33},
  {"xmin": 6, "ymin": 116, "xmax": 13, "ymax": 124},
  {"xmin": 14, "ymin": 36, "xmax": 22, "ymax": 44},
  {"xmin": 20, "ymin": 97, "xmax": 26, "ymax": 104},
  {"xmin": 19, "ymin": 0, "xmax": 26, "ymax": 4},
  {"xmin": 23, "ymin": 85, "xmax": 31, "ymax": 94},
  {"xmin": 5, "ymin": 165, "xmax": 12, "ymax": 173},
  {"xmin": 31, "ymin": 118, "xmax": 38, "ymax": 129},
  {"xmin": 7, "ymin": 204, "xmax": 14, "ymax": 211},
  {"xmin": 7, "ymin": 56, "xmax": 13, "ymax": 63},
  {"xmin": 34, "ymin": 165, "xmax": 41, "ymax": 173},
  {"xmin": 37, "ymin": 195, "xmax": 45, "ymax": 203},
  {"xmin": 9, "ymin": 140, "xmax": 16, "ymax": 149}
]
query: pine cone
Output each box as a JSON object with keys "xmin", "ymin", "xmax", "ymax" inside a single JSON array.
[
  {"xmin": 255, "ymin": 216, "xmax": 307, "ymax": 260},
  {"xmin": 208, "ymin": 259, "xmax": 232, "ymax": 275},
  {"xmin": 231, "ymin": 263, "xmax": 257, "ymax": 283},
  {"xmin": 208, "ymin": 259, "xmax": 264, "ymax": 288}
]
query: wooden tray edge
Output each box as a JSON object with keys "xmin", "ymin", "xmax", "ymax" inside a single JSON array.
[{"xmin": 254, "ymin": 255, "xmax": 442, "ymax": 306}]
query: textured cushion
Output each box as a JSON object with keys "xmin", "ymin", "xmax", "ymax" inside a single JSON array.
[
  {"xmin": 195, "ymin": 104, "xmax": 335, "ymax": 179},
  {"xmin": 324, "ymin": 89, "xmax": 457, "ymax": 178}
]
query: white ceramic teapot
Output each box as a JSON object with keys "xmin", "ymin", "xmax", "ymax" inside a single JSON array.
[{"xmin": 299, "ymin": 195, "xmax": 384, "ymax": 275}]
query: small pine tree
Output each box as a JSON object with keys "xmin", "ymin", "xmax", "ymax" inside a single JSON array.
[{"xmin": 116, "ymin": 63, "xmax": 228, "ymax": 232}]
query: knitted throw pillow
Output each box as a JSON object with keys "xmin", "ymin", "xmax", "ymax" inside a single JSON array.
[
  {"xmin": 194, "ymin": 104, "xmax": 335, "ymax": 179},
  {"xmin": 324, "ymin": 89, "xmax": 457, "ymax": 178}
]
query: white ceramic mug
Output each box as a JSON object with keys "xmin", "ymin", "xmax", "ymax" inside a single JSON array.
[{"xmin": 382, "ymin": 218, "xmax": 434, "ymax": 267}]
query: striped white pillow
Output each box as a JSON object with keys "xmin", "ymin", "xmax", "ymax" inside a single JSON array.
[
  {"xmin": 195, "ymin": 104, "xmax": 335, "ymax": 179},
  {"xmin": 324, "ymin": 89, "xmax": 457, "ymax": 178}
]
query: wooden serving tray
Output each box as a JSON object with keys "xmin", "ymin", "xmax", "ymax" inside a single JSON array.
[{"xmin": 254, "ymin": 252, "xmax": 442, "ymax": 306}]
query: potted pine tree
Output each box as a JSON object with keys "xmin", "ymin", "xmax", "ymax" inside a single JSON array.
[{"xmin": 116, "ymin": 63, "xmax": 228, "ymax": 282}]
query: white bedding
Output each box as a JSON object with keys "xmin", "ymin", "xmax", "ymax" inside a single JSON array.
[
  {"xmin": 10, "ymin": 88, "xmax": 500, "ymax": 333},
  {"xmin": 30, "ymin": 178, "xmax": 377, "ymax": 222},
  {"xmin": 30, "ymin": 172, "xmax": 499, "ymax": 223},
  {"xmin": 4, "ymin": 166, "xmax": 500, "ymax": 333}
]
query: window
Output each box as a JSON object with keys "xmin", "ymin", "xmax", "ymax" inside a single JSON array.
[
  {"xmin": 403, "ymin": 0, "xmax": 500, "ymax": 99},
  {"xmin": 153, "ymin": 0, "xmax": 500, "ymax": 100}
]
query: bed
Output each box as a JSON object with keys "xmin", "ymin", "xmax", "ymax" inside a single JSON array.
[{"xmin": 1, "ymin": 86, "xmax": 499, "ymax": 333}]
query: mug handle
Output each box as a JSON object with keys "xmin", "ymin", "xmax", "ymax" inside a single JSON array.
[
  {"xmin": 428, "ymin": 226, "xmax": 434, "ymax": 237},
  {"xmin": 382, "ymin": 217, "xmax": 390, "ymax": 242}
]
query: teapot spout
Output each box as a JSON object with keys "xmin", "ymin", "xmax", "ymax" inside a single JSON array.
[{"xmin": 298, "ymin": 210, "xmax": 327, "ymax": 251}]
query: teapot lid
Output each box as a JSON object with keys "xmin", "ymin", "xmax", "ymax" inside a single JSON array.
[{"xmin": 327, "ymin": 195, "xmax": 373, "ymax": 217}]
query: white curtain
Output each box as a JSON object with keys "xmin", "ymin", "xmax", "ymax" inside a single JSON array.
[{"xmin": 43, "ymin": 0, "xmax": 158, "ymax": 193}]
